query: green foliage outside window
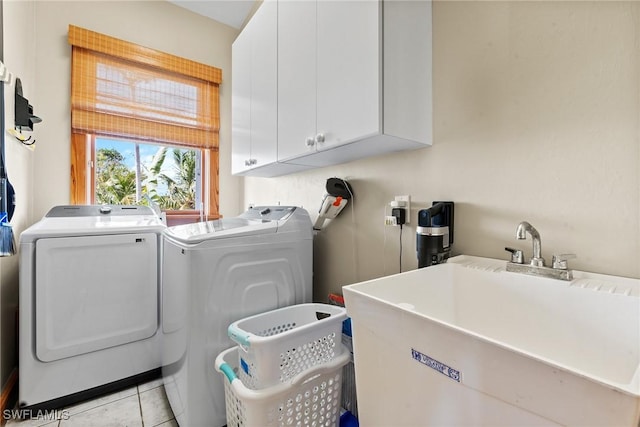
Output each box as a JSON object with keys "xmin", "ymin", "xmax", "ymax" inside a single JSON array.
[{"xmin": 95, "ymin": 142, "xmax": 198, "ymax": 210}]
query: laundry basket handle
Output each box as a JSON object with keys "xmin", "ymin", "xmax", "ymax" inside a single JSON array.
[
  {"xmin": 228, "ymin": 324, "xmax": 251, "ymax": 347},
  {"xmin": 219, "ymin": 362, "xmax": 237, "ymax": 384},
  {"xmin": 290, "ymin": 349, "xmax": 351, "ymax": 387}
]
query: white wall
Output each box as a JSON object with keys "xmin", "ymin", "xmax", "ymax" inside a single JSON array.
[
  {"xmin": 1, "ymin": 0, "xmax": 36, "ymax": 388},
  {"xmin": 244, "ymin": 1, "xmax": 640, "ymax": 301},
  {"xmin": 32, "ymin": 0, "xmax": 242, "ymax": 221}
]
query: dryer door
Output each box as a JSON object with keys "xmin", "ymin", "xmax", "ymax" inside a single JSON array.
[{"xmin": 35, "ymin": 233, "xmax": 158, "ymax": 362}]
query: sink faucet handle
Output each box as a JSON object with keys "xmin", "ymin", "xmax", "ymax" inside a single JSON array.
[
  {"xmin": 552, "ymin": 253, "xmax": 576, "ymax": 270},
  {"xmin": 505, "ymin": 247, "xmax": 524, "ymax": 264}
]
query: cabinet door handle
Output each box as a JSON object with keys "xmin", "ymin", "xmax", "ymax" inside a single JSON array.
[
  {"xmin": 250, "ymin": 159, "xmax": 257, "ymax": 166},
  {"xmin": 244, "ymin": 159, "xmax": 251, "ymax": 167},
  {"xmin": 315, "ymin": 133, "xmax": 325, "ymax": 144},
  {"xmin": 305, "ymin": 137, "xmax": 315, "ymax": 147}
]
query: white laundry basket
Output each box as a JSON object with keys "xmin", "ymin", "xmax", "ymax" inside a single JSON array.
[
  {"xmin": 227, "ymin": 303, "xmax": 347, "ymax": 389},
  {"xmin": 215, "ymin": 346, "xmax": 350, "ymax": 427}
]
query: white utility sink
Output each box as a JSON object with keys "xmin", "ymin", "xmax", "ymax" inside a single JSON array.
[{"xmin": 343, "ymin": 255, "xmax": 640, "ymax": 426}]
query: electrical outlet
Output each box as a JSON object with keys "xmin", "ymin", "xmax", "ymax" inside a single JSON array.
[{"xmin": 394, "ymin": 195, "xmax": 411, "ymax": 225}]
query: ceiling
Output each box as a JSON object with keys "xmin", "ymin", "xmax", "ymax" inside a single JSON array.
[{"xmin": 168, "ymin": 0, "xmax": 256, "ymax": 29}]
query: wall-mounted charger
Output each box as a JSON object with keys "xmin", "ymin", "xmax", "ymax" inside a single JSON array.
[
  {"xmin": 383, "ymin": 196, "xmax": 410, "ymax": 273},
  {"xmin": 384, "ymin": 195, "xmax": 410, "ymax": 226},
  {"xmin": 391, "ymin": 207, "xmax": 406, "ymax": 226}
]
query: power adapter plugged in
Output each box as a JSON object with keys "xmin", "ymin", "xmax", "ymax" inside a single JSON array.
[{"xmin": 391, "ymin": 207, "xmax": 406, "ymax": 226}]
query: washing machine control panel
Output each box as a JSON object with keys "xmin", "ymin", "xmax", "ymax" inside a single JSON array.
[
  {"xmin": 46, "ymin": 204, "xmax": 155, "ymax": 217},
  {"xmin": 241, "ymin": 206, "xmax": 296, "ymax": 221}
]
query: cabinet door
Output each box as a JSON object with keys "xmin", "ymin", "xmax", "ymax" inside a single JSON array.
[
  {"xmin": 249, "ymin": 0, "xmax": 278, "ymax": 168},
  {"xmin": 231, "ymin": 26, "xmax": 252, "ymax": 174},
  {"xmin": 277, "ymin": 0, "xmax": 317, "ymax": 161},
  {"xmin": 316, "ymin": 0, "xmax": 380, "ymax": 150}
]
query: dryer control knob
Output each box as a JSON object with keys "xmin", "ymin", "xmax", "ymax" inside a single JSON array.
[{"xmin": 99, "ymin": 205, "xmax": 112, "ymax": 214}]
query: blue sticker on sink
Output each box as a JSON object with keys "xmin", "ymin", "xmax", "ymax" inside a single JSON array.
[{"xmin": 411, "ymin": 348, "xmax": 461, "ymax": 382}]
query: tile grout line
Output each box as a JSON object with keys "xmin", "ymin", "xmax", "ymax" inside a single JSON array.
[
  {"xmin": 11, "ymin": 383, "xmax": 166, "ymax": 426},
  {"xmin": 137, "ymin": 386, "xmax": 145, "ymax": 427},
  {"xmin": 64, "ymin": 390, "xmax": 138, "ymax": 418}
]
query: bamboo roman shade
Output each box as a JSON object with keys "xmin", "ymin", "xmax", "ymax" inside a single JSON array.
[{"xmin": 68, "ymin": 25, "xmax": 221, "ymax": 149}]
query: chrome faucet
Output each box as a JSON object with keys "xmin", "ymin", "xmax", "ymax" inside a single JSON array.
[
  {"xmin": 505, "ymin": 221, "xmax": 576, "ymax": 281},
  {"xmin": 516, "ymin": 221, "xmax": 544, "ymax": 267}
]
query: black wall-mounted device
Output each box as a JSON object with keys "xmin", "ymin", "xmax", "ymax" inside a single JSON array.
[
  {"xmin": 15, "ymin": 78, "xmax": 42, "ymax": 131},
  {"xmin": 391, "ymin": 207, "xmax": 406, "ymax": 226},
  {"xmin": 416, "ymin": 201, "xmax": 454, "ymax": 268}
]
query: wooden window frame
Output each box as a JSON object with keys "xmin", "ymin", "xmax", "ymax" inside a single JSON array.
[
  {"xmin": 68, "ymin": 25, "xmax": 221, "ymax": 222},
  {"xmin": 71, "ymin": 133, "xmax": 220, "ymax": 224}
]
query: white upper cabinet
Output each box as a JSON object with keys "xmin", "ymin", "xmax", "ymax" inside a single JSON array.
[
  {"xmin": 278, "ymin": 0, "xmax": 381, "ymax": 163},
  {"xmin": 231, "ymin": 0, "xmax": 278, "ymax": 175},
  {"xmin": 232, "ymin": 0, "xmax": 307, "ymax": 176},
  {"xmin": 232, "ymin": 0, "xmax": 433, "ymax": 176},
  {"xmin": 248, "ymin": 0, "xmax": 278, "ymax": 171},
  {"xmin": 230, "ymin": 22, "xmax": 252, "ymax": 175},
  {"xmin": 314, "ymin": 0, "xmax": 380, "ymax": 152},
  {"xmin": 276, "ymin": 0, "xmax": 317, "ymax": 162}
]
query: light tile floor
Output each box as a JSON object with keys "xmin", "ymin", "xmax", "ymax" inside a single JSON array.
[{"xmin": 6, "ymin": 378, "xmax": 176, "ymax": 427}]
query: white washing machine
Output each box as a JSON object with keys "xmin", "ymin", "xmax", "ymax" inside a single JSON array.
[
  {"xmin": 19, "ymin": 205, "xmax": 166, "ymax": 408},
  {"xmin": 161, "ymin": 206, "xmax": 313, "ymax": 427}
]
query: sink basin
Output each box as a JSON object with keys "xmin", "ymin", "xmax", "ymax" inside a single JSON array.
[{"xmin": 343, "ymin": 255, "xmax": 640, "ymax": 426}]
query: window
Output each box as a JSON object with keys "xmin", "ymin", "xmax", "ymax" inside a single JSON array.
[
  {"xmin": 94, "ymin": 138, "xmax": 201, "ymax": 210},
  {"xmin": 68, "ymin": 25, "xmax": 221, "ymax": 224}
]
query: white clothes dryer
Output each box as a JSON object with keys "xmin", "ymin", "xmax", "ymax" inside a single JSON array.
[
  {"xmin": 19, "ymin": 205, "xmax": 166, "ymax": 408},
  {"xmin": 161, "ymin": 206, "xmax": 313, "ymax": 427}
]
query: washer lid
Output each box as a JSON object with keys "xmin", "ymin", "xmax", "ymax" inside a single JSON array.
[
  {"xmin": 164, "ymin": 217, "xmax": 278, "ymax": 243},
  {"xmin": 20, "ymin": 205, "xmax": 165, "ymax": 243}
]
